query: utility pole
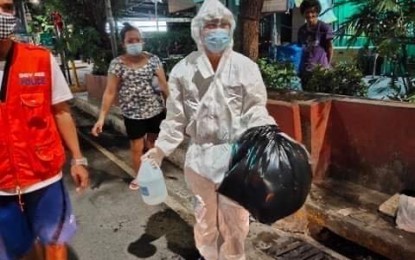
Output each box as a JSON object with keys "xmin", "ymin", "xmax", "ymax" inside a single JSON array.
[
  {"xmin": 155, "ymin": 0, "xmax": 159, "ymax": 32},
  {"xmin": 105, "ymin": 0, "xmax": 118, "ymax": 58},
  {"xmin": 16, "ymin": 0, "xmax": 28, "ymax": 33},
  {"xmin": 152, "ymin": 0, "xmax": 162, "ymax": 32}
]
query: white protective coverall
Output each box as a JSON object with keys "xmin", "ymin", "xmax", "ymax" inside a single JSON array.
[{"xmin": 154, "ymin": 0, "xmax": 276, "ymax": 259}]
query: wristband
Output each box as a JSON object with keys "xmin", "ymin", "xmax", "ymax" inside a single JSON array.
[{"xmin": 71, "ymin": 157, "xmax": 88, "ymax": 166}]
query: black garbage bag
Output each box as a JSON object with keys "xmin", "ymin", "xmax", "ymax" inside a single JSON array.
[{"xmin": 217, "ymin": 125, "xmax": 312, "ymax": 224}]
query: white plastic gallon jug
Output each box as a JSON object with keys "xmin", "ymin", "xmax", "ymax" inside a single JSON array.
[{"xmin": 136, "ymin": 160, "xmax": 168, "ymax": 205}]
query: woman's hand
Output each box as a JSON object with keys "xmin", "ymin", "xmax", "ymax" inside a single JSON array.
[{"xmin": 91, "ymin": 118, "xmax": 104, "ymax": 136}]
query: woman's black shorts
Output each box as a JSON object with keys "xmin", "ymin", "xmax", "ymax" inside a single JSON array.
[{"xmin": 123, "ymin": 111, "xmax": 166, "ymax": 140}]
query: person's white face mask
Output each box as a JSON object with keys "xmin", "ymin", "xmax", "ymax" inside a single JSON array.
[
  {"xmin": 202, "ymin": 28, "xmax": 231, "ymax": 54},
  {"xmin": 126, "ymin": 43, "xmax": 143, "ymax": 56},
  {"xmin": 0, "ymin": 13, "xmax": 16, "ymax": 40}
]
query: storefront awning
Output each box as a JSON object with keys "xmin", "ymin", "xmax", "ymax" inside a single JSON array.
[
  {"xmin": 167, "ymin": 0, "xmax": 287, "ymax": 13},
  {"xmin": 262, "ymin": 0, "xmax": 288, "ymax": 13},
  {"xmin": 166, "ymin": 0, "xmax": 336, "ymax": 21},
  {"xmin": 167, "ymin": 0, "xmax": 195, "ymax": 13}
]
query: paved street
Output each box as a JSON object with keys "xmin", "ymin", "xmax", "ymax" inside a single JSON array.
[
  {"xmin": 64, "ymin": 167, "xmax": 199, "ymax": 260},
  {"xmin": 64, "ymin": 108, "xmax": 200, "ymax": 260}
]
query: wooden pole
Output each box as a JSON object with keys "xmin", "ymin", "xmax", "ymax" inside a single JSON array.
[{"xmin": 105, "ymin": 0, "xmax": 118, "ymax": 58}]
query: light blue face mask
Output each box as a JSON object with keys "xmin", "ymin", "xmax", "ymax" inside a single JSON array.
[
  {"xmin": 203, "ymin": 29, "xmax": 231, "ymax": 54},
  {"xmin": 126, "ymin": 43, "xmax": 143, "ymax": 56}
]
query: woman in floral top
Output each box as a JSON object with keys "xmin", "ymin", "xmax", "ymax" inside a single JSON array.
[{"xmin": 92, "ymin": 23, "xmax": 169, "ymax": 190}]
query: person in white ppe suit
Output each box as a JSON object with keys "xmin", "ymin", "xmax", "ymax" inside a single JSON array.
[{"xmin": 143, "ymin": 0, "xmax": 276, "ymax": 259}]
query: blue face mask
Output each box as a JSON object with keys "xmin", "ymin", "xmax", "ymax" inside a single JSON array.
[
  {"xmin": 126, "ymin": 43, "xmax": 143, "ymax": 56},
  {"xmin": 203, "ymin": 29, "xmax": 231, "ymax": 54}
]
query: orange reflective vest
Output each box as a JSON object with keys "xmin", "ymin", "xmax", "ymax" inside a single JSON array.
[{"xmin": 0, "ymin": 42, "xmax": 65, "ymax": 191}]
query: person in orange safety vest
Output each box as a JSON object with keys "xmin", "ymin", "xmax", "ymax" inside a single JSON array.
[{"xmin": 0, "ymin": 1, "xmax": 89, "ymax": 259}]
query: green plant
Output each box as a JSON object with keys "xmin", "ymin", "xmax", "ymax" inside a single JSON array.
[
  {"xmin": 257, "ymin": 58, "xmax": 299, "ymax": 89},
  {"xmin": 29, "ymin": 15, "xmax": 55, "ymax": 34},
  {"xmin": 144, "ymin": 30, "xmax": 196, "ymax": 58},
  {"xmin": 143, "ymin": 29, "xmax": 196, "ymax": 76},
  {"xmin": 336, "ymin": 0, "xmax": 415, "ymax": 93},
  {"xmin": 304, "ymin": 63, "xmax": 368, "ymax": 96},
  {"xmin": 29, "ymin": 0, "xmax": 126, "ymax": 75},
  {"xmin": 406, "ymin": 93, "xmax": 415, "ymax": 103},
  {"xmin": 403, "ymin": 78, "xmax": 415, "ymax": 102},
  {"xmin": 91, "ymin": 50, "xmax": 113, "ymax": 76},
  {"xmin": 47, "ymin": 24, "xmax": 111, "ymax": 75},
  {"xmin": 162, "ymin": 57, "xmax": 182, "ymax": 76}
]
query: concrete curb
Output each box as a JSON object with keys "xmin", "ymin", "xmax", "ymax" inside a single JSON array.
[{"xmin": 71, "ymin": 93, "xmax": 126, "ymax": 136}]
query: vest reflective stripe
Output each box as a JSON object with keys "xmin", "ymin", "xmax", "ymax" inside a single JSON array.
[{"xmin": 0, "ymin": 42, "xmax": 65, "ymax": 191}]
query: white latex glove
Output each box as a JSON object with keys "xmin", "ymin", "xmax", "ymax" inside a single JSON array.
[{"xmin": 142, "ymin": 147, "xmax": 165, "ymax": 167}]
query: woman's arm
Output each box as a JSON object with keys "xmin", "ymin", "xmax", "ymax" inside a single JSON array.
[
  {"xmin": 98, "ymin": 74, "xmax": 120, "ymax": 121},
  {"xmin": 91, "ymin": 73, "xmax": 120, "ymax": 136},
  {"xmin": 155, "ymin": 67, "xmax": 169, "ymax": 100}
]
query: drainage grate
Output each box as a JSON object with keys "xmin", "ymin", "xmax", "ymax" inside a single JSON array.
[
  {"xmin": 267, "ymin": 239, "xmax": 336, "ymax": 259},
  {"xmin": 253, "ymin": 232, "xmax": 340, "ymax": 260}
]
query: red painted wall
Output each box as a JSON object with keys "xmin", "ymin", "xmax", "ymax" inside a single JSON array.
[
  {"xmin": 318, "ymin": 99, "xmax": 415, "ymax": 194},
  {"xmin": 268, "ymin": 96, "xmax": 415, "ymax": 194},
  {"xmin": 266, "ymin": 100, "xmax": 303, "ymax": 143}
]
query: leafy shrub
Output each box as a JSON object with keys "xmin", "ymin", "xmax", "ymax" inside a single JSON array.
[
  {"xmin": 50, "ymin": 25, "xmax": 112, "ymax": 76},
  {"xmin": 407, "ymin": 93, "xmax": 415, "ymax": 103},
  {"xmin": 162, "ymin": 57, "xmax": 183, "ymax": 76},
  {"xmin": 304, "ymin": 63, "xmax": 368, "ymax": 96},
  {"xmin": 91, "ymin": 50, "xmax": 113, "ymax": 76},
  {"xmin": 257, "ymin": 58, "xmax": 299, "ymax": 89},
  {"xmin": 143, "ymin": 29, "xmax": 196, "ymax": 75},
  {"xmin": 144, "ymin": 30, "xmax": 196, "ymax": 59}
]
